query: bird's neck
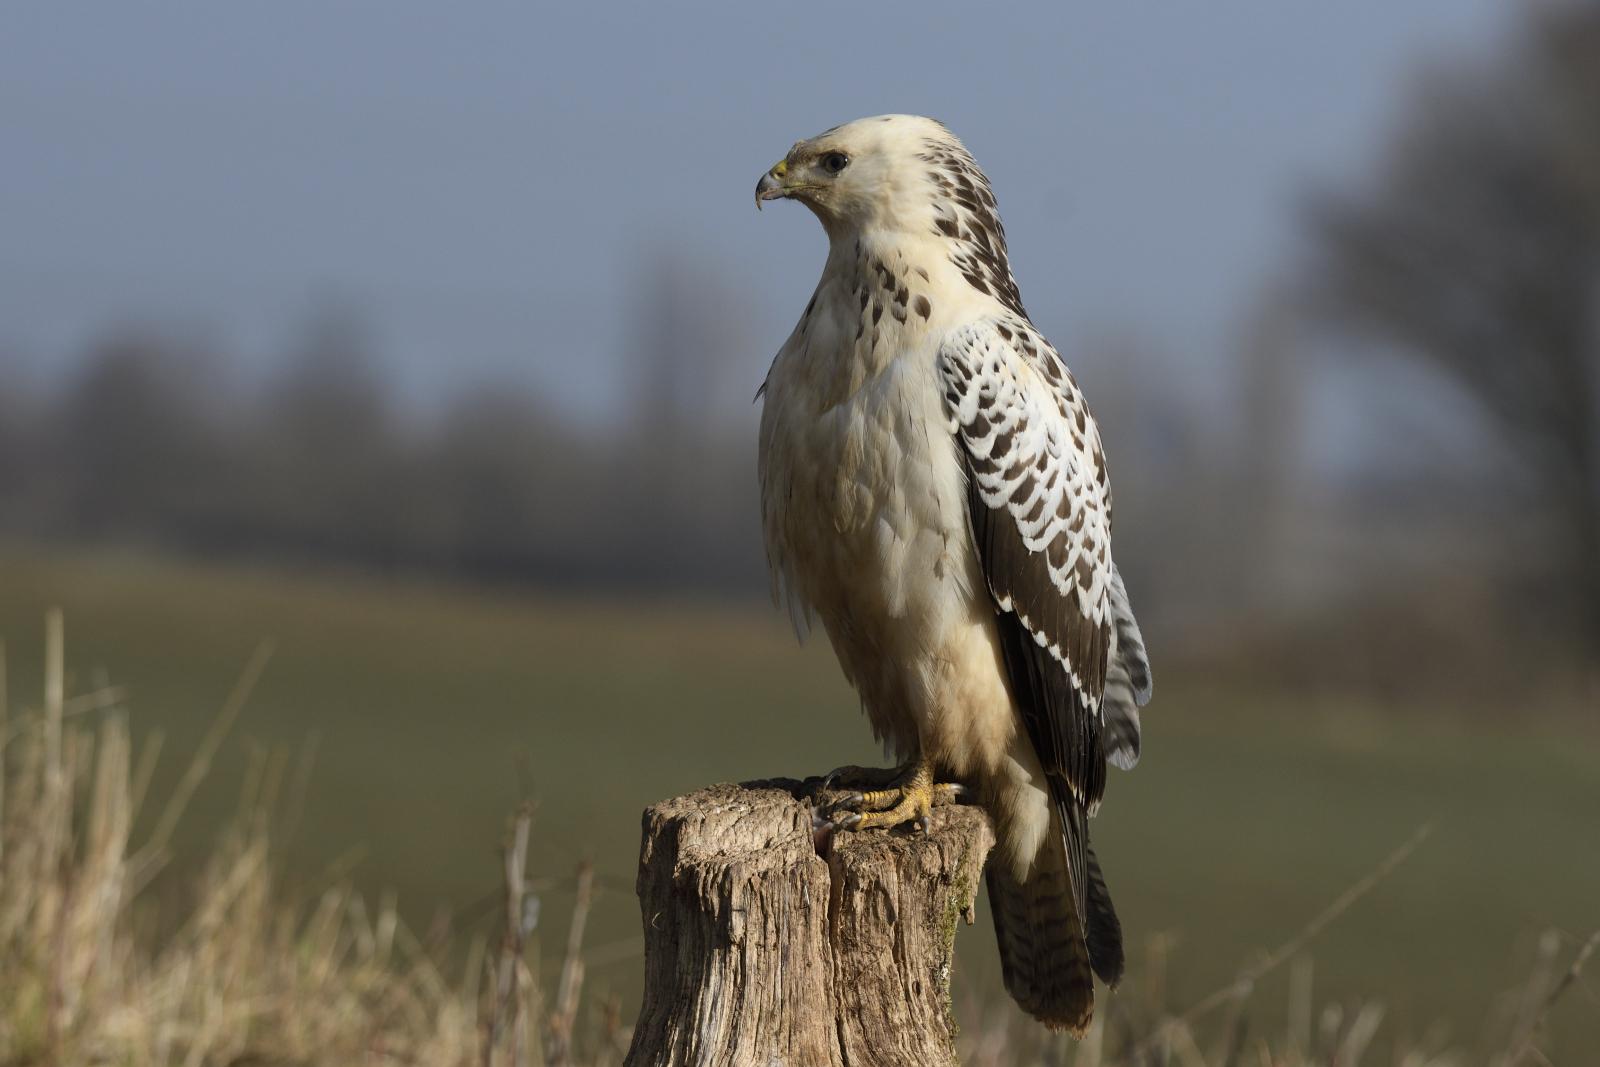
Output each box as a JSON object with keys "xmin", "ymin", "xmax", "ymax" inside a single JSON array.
[{"xmin": 827, "ymin": 221, "xmax": 1025, "ymax": 323}]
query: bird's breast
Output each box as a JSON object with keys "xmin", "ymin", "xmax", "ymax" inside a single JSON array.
[{"xmin": 758, "ymin": 274, "xmax": 993, "ymax": 732}]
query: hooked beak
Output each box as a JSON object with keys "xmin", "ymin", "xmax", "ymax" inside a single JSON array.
[{"xmin": 755, "ymin": 159, "xmax": 790, "ymax": 210}]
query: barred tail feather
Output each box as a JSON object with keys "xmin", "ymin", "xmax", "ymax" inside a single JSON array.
[
  {"xmin": 1084, "ymin": 842, "xmax": 1124, "ymax": 986},
  {"xmin": 987, "ymin": 801, "xmax": 1104, "ymax": 1033},
  {"xmin": 1103, "ymin": 566, "xmax": 1153, "ymax": 771},
  {"xmin": 1101, "ymin": 653, "xmax": 1144, "ymax": 771},
  {"xmin": 987, "ymin": 860, "xmax": 1094, "ymax": 1033}
]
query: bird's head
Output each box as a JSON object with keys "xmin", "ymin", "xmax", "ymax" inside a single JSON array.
[{"xmin": 756, "ymin": 114, "xmax": 974, "ymax": 238}]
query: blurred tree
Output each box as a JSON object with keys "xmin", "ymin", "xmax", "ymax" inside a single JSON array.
[
  {"xmin": 0, "ymin": 298, "xmax": 767, "ymax": 593},
  {"xmin": 1309, "ymin": 5, "xmax": 1600, "ymax": 651},
  {"xmin": 422, "ymin": 389, "xmax": 587, "ymax": 578},
  {"xmin": 257, "ymin": 303, "xmax": 410, "ymax": 567},
  {"xmin": 619, "ymin": 250, "xmax": 765, "ymax": 593},
  {"xmin": 52, "ymin": 331, "xmax": 233, "ymax": 546},
  {"xmin": 0, "ymin": 351, "xmax": 38, "ymax": 530}
]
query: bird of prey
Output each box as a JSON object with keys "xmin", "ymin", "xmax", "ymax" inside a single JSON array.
[{"xmin": 754, "ymin": 115, "xmax": 1153, "ymax": 1033}]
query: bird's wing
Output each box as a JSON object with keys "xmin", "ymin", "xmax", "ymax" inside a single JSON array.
[
  {"xmin": 941, "ymin": 318, "xmax": 1116, "ymax": 802},
  {"xmin": 1103, "ymin": 565, "xmax": 1154, "ymax": 771},
  {"xmin": 941, "ymin": 318, "xmax": 1119, "ymax": 925}
]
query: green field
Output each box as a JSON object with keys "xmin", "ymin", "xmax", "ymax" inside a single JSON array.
[{"xmin": 2, "ymin": 548, "xmax": 1595, "ymax": 1056}]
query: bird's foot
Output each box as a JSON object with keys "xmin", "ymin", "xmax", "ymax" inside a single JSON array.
[{"xmin": 819, "ymin": 759, "xmax": 968, "ymax": 835}]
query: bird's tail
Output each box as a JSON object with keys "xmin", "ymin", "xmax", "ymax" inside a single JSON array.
[{"xmin": 987, "ymin": 799, "xmax": 1123, "ymax": 1033}]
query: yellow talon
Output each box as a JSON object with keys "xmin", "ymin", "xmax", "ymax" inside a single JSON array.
[{"xmin": 827, "ymin": 759, "xmax": 966, "ymax": 833}]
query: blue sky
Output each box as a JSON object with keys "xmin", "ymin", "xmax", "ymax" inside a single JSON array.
[{"xmin": 1, "ymin": 1, "xmax": 1507, "ymax": 420}]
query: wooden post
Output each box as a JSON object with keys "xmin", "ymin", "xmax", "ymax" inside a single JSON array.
[{"xmin": 623, "ymin": 778, "xmax": 995, "ymax": 1067}]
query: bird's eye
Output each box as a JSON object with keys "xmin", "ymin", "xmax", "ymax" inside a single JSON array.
[{"xmin": 821, "ymin": 151, "xmax": 850, "ymax": 175}]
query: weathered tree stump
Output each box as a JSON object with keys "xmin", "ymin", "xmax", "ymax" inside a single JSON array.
[{"xmin": 623, "ymin": 777, "xmax": 995, "ymax": 1067}]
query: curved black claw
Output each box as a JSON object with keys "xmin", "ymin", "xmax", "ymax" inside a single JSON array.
[
  {"xmin": 829, "ymin": 808, "xmax": 863, "ymax": 831},
  {"xmin": 816, "ymin": 790, "xmax": 866, "ymax": 831}
]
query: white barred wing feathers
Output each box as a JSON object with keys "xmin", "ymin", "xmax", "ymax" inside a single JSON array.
[
  {"xmin": 939, "ymin": 319, "xmax": 1115, "ymax": 811},
  {"xmin": 1102, "ymin": 566, "xmax": 1154, "ymax": 770}
]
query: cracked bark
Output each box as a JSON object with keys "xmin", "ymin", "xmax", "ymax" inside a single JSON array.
[{"xmin": 623, "ymin": 779, "xmax": 995, "ymax": 1067}]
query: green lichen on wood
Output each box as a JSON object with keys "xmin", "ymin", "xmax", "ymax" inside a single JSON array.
[{"xmin": 936, "ymin": 846, "xmax": 980, "ymax": 1041}]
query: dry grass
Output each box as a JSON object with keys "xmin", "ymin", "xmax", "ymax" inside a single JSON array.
[
  {"xmin": 956, "ymin": 931, "xmax": 1598, "ymax": 1067},
  {"xmin": 1, "ymin": 611, "xmax": 1591, "ymax": 1066},
  {"xmin": 954, "ymin": 846, "xmax": 1597, "ymax": 1067},
  {"xmin": 0, "ymin": 613, "xmax": 625, "ymax": 1067}
]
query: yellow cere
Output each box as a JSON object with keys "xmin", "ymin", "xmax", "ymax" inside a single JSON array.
[{"xmin": 772, "ymin": 159, "xmax": 788, "ymax": 179}]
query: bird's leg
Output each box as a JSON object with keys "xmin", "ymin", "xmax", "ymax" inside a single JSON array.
[
  {"xmin": 818, "ymin": 763, "xmax": 901, "ymax": 795},
  {"xmin": 824, "ymin": 756, "xmax": 967, "ymax": 834}
]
